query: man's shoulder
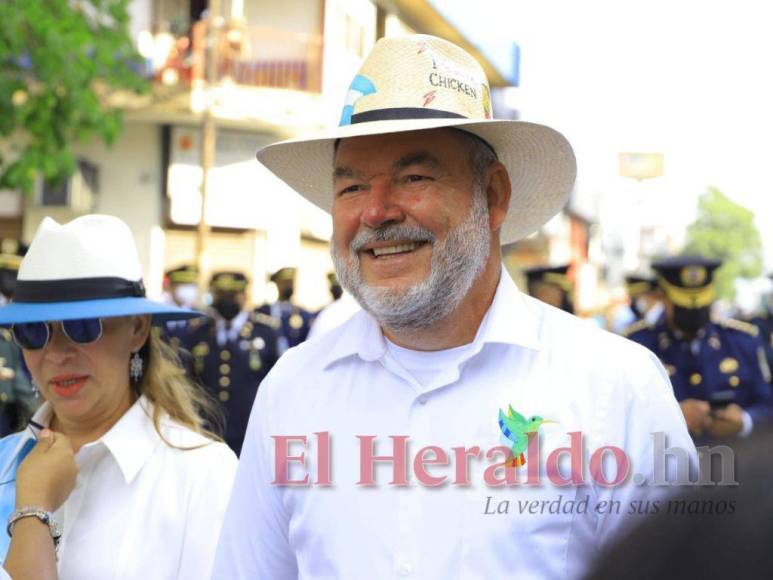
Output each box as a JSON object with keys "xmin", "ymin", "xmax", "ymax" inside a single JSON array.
[
  {"xmin": 267, "ymin": 310, "xmax": 368, "ymax": 379},
  {"xmin": 527, "ymin": 296, "xmax": 655, "ymax": 363},
  {"xmin": 528, "ymin": 296, "xmax": 628, "ymax": 341},
  {"xmin": 177, "ymin": 315, "xmax": 213, "ymax": 338},
  {"xmin": 622, "ymin": 318, "xmax": 655, "ymax": 338},
  {"xmin": 251, "ymin": 309, "xmax": 281, "ymax": 331},
  {"xmin": 717, "ymin": 318, "xmax": 760, "ymax": 340}
]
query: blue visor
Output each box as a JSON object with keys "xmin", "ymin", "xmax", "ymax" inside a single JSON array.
[{"xmin": 0, "ymin": 297, "xmax": 202, "ymax": 326}]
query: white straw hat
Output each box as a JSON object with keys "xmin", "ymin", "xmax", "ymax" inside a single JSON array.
[
  {"xmin": 257, "ymin": 34, "xmax": 576, "ymax": 244},
  {"xmin": 0, "ymin": 215, "xmax": 200, "ymax": 324}
]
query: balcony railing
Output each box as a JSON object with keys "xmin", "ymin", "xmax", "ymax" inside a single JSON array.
[{"xmin": 145, "ymin": 21, "xmax": 323, "ymax": 93}]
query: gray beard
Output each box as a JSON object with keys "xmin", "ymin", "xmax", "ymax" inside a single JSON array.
[{"xmin": 331, "ymin": 187, "xmax": 491, "ymax": 331}]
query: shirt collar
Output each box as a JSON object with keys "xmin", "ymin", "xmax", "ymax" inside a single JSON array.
[
  {"xmin": 31, "ymin": 396, "xmax": 159, "ymax": 485},
  {"xmin": 322, "ymin": 267, "xmax": 543, "ymax": 369},
  {"xmin": 476, "ymin": 268, "xmax": 543, "ymax": 350}
]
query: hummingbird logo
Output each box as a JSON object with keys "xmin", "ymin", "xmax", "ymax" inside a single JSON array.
[{"xmin": 498, "ymin": 405, "xmax": 555, "ymax": 468}]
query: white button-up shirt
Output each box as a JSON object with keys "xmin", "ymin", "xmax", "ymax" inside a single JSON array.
[
  {"xmin": 307, "ymin": 293, "xmax": 362, "ymax": 339},
  {"xmin": 29, "ymin": 396, "xmax": 237, "ymax": 580},
  {"xmin": 213, "ymin": 270, "xmax": 696, "ymax": 579}
]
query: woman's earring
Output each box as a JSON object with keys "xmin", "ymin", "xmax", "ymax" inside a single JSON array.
[{"xmin": 129, "ymin": 352, "xmax": 143, "ymax": 383}]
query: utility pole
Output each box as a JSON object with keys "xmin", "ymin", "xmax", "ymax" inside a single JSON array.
[{"xmin": 195, "ymin": 0, "xmax": 222, "ymax": 294}]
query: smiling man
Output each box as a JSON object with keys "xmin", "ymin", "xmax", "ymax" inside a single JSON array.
[
  {"xmin": 331, "ymin": 129, "xmax": 502, "ymax": 350},
  {"xmin": 213, "ymin": 35, "xmax": 696, "ymax": 580}
]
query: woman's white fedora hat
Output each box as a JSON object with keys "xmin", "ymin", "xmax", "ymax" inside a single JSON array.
[
  {"xmin": 256, "ymin": 34, "xmax": 576, "ymax": 245},
  {"xmin": 0, "ymin": 214, "xmax": 201, "ymax": 324}
]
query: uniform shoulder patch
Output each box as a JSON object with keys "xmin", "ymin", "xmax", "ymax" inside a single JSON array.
[
  {"xmin": 721, "ymin": 318, "xmax": 759, "ymax": 337},
  {"xmin": 187, "ymin": 317, "xmax": 205, "ymax": 329},
  {"xmin": 252, "ymin": 311, "xmax": 280, "ymax": 330},
  {"xmin": 623, "ymin": 319, "xmax": 653, "ymax": 337}
]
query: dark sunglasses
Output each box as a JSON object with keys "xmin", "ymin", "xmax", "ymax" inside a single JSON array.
[{"xmin": 11, "ymin": 318, "xmax": 104, "ymax": 350}]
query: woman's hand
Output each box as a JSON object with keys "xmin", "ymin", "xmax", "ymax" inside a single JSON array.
[{"xmin": 15, "ymin": 429, "xmax": 79, "ymax": 512}]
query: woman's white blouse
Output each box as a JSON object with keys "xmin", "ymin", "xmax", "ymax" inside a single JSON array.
[{"xmin": 32, "ymin": 396, "xmax": 237, "ymax": 580}]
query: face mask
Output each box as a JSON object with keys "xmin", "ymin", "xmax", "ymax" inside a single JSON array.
[
  {"xmin": 278, "ymin": 285, "xmax": 294, "ymax": 302},
  {"xmin": 631, "ymin": 297, "xmax": 649, "ymax": 318},
  {"xmin": 673, "ymin": 306, "xmax": 710, "ymax": 334},
  {"xmin": 173, "ymin": 284, "xmax": 199, "ymax": 308},
  {"xmin": 213, "ymin": 297, "xmax": 241, "ymax": 321}
]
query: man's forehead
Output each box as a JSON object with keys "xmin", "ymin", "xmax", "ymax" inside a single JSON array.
[{"xmin": 333, "ymin": 129, "xmax": 465, "ymax": 170}]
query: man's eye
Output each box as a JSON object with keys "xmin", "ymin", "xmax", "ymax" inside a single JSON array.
[
  {"xmin": 403, "ymin": 175, "xmax": 431, "ymax": 183},
  {"xmin": 337, "ymin": 184, "xmax": 362, "ymax": 195}
]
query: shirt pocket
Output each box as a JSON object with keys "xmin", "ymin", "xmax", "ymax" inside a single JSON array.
[
  {"xmin": 458, "ymin": 479, "xmax": 577, "ymax": 580},
  {"xmin": 456, "ymin": 424, "xmax": 580, "ymax": 580}
]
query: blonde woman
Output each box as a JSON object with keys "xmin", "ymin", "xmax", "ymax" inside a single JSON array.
[{"xmin": 0, "ymin": 215, "xmax": 237, "ymax": 579}]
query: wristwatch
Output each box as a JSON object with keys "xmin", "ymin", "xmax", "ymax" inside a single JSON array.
[{"xmin": 7, "ymin": 506, "xmax": 62, "ymax": 547}]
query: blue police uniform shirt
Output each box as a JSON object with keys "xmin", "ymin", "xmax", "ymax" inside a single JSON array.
[
  {"xmin": 164, "ymin": 319, "xmax": 192, "ymax": 343},
  {"xmin": 748, "ymin": 309, "xmax": 773, "ymax": 371},
  {"xmin": 626, "ymin": 315, "xmax": 773, "ymax": 430},
  {"xmin": 0, "ymin": 329, "xmax": 37, "ymax": 437},
  {"xmin": 256, "ymin": 301, "xmax": 313, "ymax": 354},
  {"xmin": 180, "ymin": 310, "xmax": 279, "ymax": 455}
]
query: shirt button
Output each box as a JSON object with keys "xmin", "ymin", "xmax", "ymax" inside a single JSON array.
[
  {"xmin": 418, "ymin": 396, "xmax": 428, "ymax": 405},
  {"xmin": 397, "ymin": 559, "xmax": 413, "ymax": 575}
]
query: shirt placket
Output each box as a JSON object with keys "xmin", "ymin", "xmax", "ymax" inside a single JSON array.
[
  {"xmin": 56, "ymin": 446, "xmax": 98, "ymax": 561},
  {"xmin": 380, "ymin": 354, "xmax": 439, "ymax": 578}
]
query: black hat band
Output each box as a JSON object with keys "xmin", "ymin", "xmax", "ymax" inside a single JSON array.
[
  {"xmin": 349, "ymin": 108, "xmax": 499, "ymax": 159},
  {"xmin": 14, "ymin": 277, "xmax": 146, "ymax": 303}
]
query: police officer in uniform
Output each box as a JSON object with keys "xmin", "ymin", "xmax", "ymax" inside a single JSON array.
[
  {"xmin": 326, "ymin": 271, "xmax": 343, "ymax": 302},
  {"xmin": 0, "ymin": 239, "xmax": 37, "ymax": 435},
  {"xmin": 181, "ymin": 271, "xmax": 279, "ymax": 455},
  {"xmin": 523, "ymin": 264, "xmax": 574, "ymax": 314},
  {"xmin": 165, "ymin": 264, "xmax": 201, "ymax": 309},
  {"xmin": 626, "ymin": 256, "xmax": 773, "ymax": 440},
  {"xmin": 162, "ymin": 264, "xmax": 201, "ymax": 349},
  {"xmin": 625, "ymin": 274, "xmax": 661, "ymax": 323},
  {"xmin": 0, "ymin": 239, "xmax": 27, "ymax": 305},
  {"xmin": 0, "ymin": 329, "xmax": 37, "ymax": 436},
  {"xmin": 747, "ymin": 274, "xmax": 773, "ymax": 370},
  {"xmin": 256, "ymin": 267, "xmax": 313, "ymax": 354}
]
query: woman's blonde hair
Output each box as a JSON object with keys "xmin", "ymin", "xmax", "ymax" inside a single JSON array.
[{"xmin": 134, "ymin": 330, "xmax": 223, "ymax": 449}]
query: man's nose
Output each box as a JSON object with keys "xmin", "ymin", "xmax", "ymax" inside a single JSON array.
[{"xmin": 361, "ymin": 177, "xmax": 405, "ymax": 229}]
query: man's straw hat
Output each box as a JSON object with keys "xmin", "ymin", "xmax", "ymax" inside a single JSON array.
[{"xmin": 257, "ymin": 34, "xmax": 576, "ymax": 244}]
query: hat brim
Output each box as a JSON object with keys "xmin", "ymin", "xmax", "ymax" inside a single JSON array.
[
  {"xmin": 257, "ymin": 118, "xmax": 576, "ymax": 245},
  {"xmin": 0, "ymin": 297, "xmax": 203, "ymax": 325}
]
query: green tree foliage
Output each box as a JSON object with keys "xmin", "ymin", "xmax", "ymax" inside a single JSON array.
[
  {"xmin": 684, "ymin": 187, "xmax": 763, "ymax": 300},
  {"xmin": 0, "ymin": 0, "xmax": 148, "ymax": 193}
]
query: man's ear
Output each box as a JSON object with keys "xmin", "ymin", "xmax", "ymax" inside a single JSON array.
[
  {"xmin": 484, "ymin": 161, "xmax": 512, "ymax": 232},
  {"xmin": 129, "ymin": 315, "xmax": 152, "ymax": 352}
]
